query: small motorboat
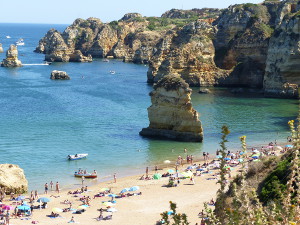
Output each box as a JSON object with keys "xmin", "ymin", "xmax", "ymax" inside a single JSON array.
[
  {"xmin": 6, "ymin": 36, "xmax": 11, "ymax": 39},
  {"xmin": 74, "ymin": 169, "xmax": 97, "ymax": 178},
  {"xmin": 102, "ymin": 59, "xmax": 109, "ymax": 62},
  {"xmin": 109, "ymin": 70, "xmax": 116, "ymax": 74},
  {"xmin": 67, "ymin": 153, "xmax": 88, "ymax": 160},
  {"xmin": 74, "ymin": 172, "xmax": 97, "ymax": 179},
  {"xmin": 16, "ymin": 38, "xmax": 25, "ymax": 46}
]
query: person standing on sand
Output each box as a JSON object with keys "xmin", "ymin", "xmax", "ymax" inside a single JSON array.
[
  {"xmin": 34, "ymin": 190, "xmax": 38, "ymax": 199},
  {"xmin": 44, "ymin": 183, "xmax": 48, "ymax": 194},
  {"xmin": 56, "ymin": 182, "xmax": 60, "ymax": 194},
  {"xmin": 50, "ymin": 181, "xmax": 53, "ymax": 191},
  {"xmin": 113, "ymin": 173, "xmax": 116, "ymax": 183}
]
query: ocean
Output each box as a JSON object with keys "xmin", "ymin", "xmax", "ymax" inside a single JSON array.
[{"xmin": 0, "ymin": 23, "xmax": 298, "ymax": 191}]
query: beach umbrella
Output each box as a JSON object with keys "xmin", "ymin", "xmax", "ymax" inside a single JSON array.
[
  {"xmin": 100, "ymin": 188, "xmax": 110, "ymax": 192},
  {"xmin": 224, "ymin": 158, "xmax": 231, "ymax": 161},
  {"xmin": 274, "ymin": 146, "xmax": 283, "ymax": 151},
  {"xmin": 237, "ymin": 158, "xmax": 244, "ymax": 162},
  {"xmin": 196, "ymin": 168, "xmax": 205, "ymax": 171},
  {"xmin": 2, "ymin": 205, "xmax": 13, "ymax": 210},
  {"xmin": 216, "ymin": 155, "xmax": 222, "ymax": 159},
  {"xmin": 102, "ymin": 202, "xmax": 114, "ymax": 207},
  {"xmin": 17, "ymin": 205, "xmax": 30, "ymax": 211},
  {"xmin": 107, "ymin": 207, "xmax": 117, "ymax": 212},
  {"xmin": 186, "ymin": 166, "xmax": 194, "ymax": 170},
  {"xmin": 153, "ymin": 173, "xmax": 162, "ymax": 180},
  {"xmin": 167, "ymin": 169, "xmax": 174, "ymax": 173},
  {"xmin": 52, "ymin": 207, "xmax": 63, "ymax": 213},
  {"xmin": 164, "ymin": 160, "xmax": 171, "ymax": 164},
  {"xmin": 37, "ymin": 197, "xmax": 51, "ymax": 203},
  {"xmin": 120, "ymin": 188, "xmax": 129, "ymax": 194},
  {"xmin": 108, "ymin": 194, "xmax": 118, "ymax": 198},
  {"xmin": 15, "ymin": 196, "xmax": 25, "ymax": 201},
  {"xmin": 167, "ymin": 211, "xmax": 174, "ymax": 215},
  {"xmin": 239, "ymin": 152, "xmax": 245, "ymax": 155},
  {"xmin": 129, "ymin": 186, "xmax": 140, "ymax": 192},
  {"xmin": 285, "ymin": 145, "xmax": 293, "ymax": 148},
  {"xmin": 252, "ymin": 155, "xmax": 259, "ymax": 159},
  {"xmin": 78, "ymin": 205, "xmax": 88, "ymax": 210},
  {"xmin": 171, "ymin": 173, "xmax": 185, "ymax": 178}
]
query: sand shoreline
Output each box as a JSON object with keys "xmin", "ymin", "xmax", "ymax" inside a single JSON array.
[{"xmin": 1, "ymin": 141, "xmax": 290, "ymax": 225}]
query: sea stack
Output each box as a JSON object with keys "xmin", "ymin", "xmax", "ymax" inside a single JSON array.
[
  {"xmin": 140, "ymin": 74, "xmax": 203, "ymax": 142},
  {"xmin": 0, "ymin": 43, "xmax": 3, "ymax": 53},
  {"xmin": 1, "ymin": 44, "xmax": 22, "ymax": 67},
  {"xmin": 50, "ymin": 70, "xmax": 71, "ymax": 80},
  {"xmin": 0, "ymin": 164, "xmax": 28, "ymax": 194}
]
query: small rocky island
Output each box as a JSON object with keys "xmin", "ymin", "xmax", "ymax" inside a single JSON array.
[
  {"xmin": 1, "ymin": 44, "xmax": 22, "ymax": 67},
  {"xmin": 0, "ymin": 164, "xmax": 28, "ymax": 194},
  {"xmin": 140, "ymin": 74, "xmax": 203, "ymax": 142},
  {"xmin": 50, "ymin": 70, "xmax": 71, "ymax": 80}
]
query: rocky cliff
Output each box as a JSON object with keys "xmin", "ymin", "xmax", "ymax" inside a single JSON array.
[
  {"xmin": 1, "ymin": 44, "xmax": 22, "ymax": 67},
  {"xmin": 0, "ymin": 164, "xmax": 28, "ymax": 194},
  {"xmin": 35, "ymin": 1, "xmax": 300, "ymax": 98},
  {"xmin": 147, "ymin": 20, "xmax": 229, "ymax": 86},
  {"xmin": 0, "ymin": 43, "xmax": 3, "ymax": 53},
  {"xmin": 140, "ymin": 74, "xmax": 203, "ymax": 142},
  {"xmin": 264, "ymin": 1, "xmax": 300, "ymax": 97}
]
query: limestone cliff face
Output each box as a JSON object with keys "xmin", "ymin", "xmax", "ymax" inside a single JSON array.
[
  {"xmin": 264, "ymin": 2, "xmax": 300, "ymax": 98},
  {"xmin": 1, "ymin": 44, "xmax": 22, "ymax": 67},
  {"xmin": 0, "ymin": 164, "xmax": 28, "ymax": 194},
  {"xmin": 147, "ymin": 20, "xmax": 229, "ymax": 86},
  {"xmin": 140, "ymin": 74, "xmax": 203, "ymax": 142},
  {"xmin": 213, "ymin": 3, "xmax": 275, "ymax": 88},
  {"xmin": 35, "ymin": 16, "xmax": 158, "ymax": 63}
]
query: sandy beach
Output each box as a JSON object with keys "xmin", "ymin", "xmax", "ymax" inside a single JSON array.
[
  {"xmin": 1, "ymin": 158, "xmax": 230, "ymax": 225},
  {"xmin": 1, "ymin": 140, "xmax": 289, "ymax": 225}
]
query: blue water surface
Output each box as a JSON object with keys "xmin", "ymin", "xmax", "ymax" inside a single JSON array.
[{"xmin": 0, "ymin": 23, "xmax": 298, "ymax": 191}]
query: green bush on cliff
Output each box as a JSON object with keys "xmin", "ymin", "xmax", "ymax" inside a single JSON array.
[
  {"xmin": 259, "ymin": 23, "xmax": 274, "ymax": 37},
  {"xmin": 109, "ymin": 21, "xmax": 121, "ymax": 30}
]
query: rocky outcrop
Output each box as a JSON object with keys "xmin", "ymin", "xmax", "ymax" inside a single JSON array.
[
  {"xmin": 120, "ymin": 13, "xmax": 143, "ymax": 21},
  {"xmin": 162, "ymin": 8, "xmax": 221, "ymax": 20},
  {"xmin": 264, "ymin": 2, "xmax": 300, "ymax": 98},
  {"xmin": 0, "ymin": 43, "xmax": 3, "ymax": 53},
  {"xmin": 140, "ymin": 74, "xmax": 203, "ymax": 142},
  {"xmin": 50, "ymin": 70, "xmax": 70, "ymax": 80},
  {"xmin": 1, "ymin": 44, "xmax": 22, "ymax": 67},
  {"xmin": 147, "ymin": 20, "xmax": 229, "ymax": 86},
  {"xmin": 0, "ymin": 164, "xmax": 28, "ymax": 194}
]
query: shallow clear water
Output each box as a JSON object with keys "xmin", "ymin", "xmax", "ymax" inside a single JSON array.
[{"xmin": 0, "ymin": 23, "xmax": 298, "ymax": 191}]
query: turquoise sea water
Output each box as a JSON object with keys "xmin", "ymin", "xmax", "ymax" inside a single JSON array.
[{"xmin": 0, "ymin": 23, "xmax": 298, "ymax": 191}]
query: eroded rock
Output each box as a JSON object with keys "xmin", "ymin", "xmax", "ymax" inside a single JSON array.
[
  {"xmin": 140, "ymin": 74, "xmax": 203, "ymax": 142},
  {"xmin": 50, "ymin": 70, "xmax": 70, "ymax": 80},
  {"xmin": 1, "ymin": 44, "xmax": 22, "ymax": 67},
  {"xmin": 0, "ymin": 164, "xmax": 28, "ymax": 194}
]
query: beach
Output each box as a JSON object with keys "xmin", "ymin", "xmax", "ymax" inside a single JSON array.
[{"xmin": 1, "ymin": 157, "xmax": 232, "ymax": 225}]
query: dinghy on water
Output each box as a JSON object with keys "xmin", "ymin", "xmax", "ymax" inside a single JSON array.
[
  {"xmin": 74, "ymin": 168, "xmax": 97, "ymax": 178},
  {"xmin": 67, "ymin": 153, "xmax": 88, "ymax": 160}
]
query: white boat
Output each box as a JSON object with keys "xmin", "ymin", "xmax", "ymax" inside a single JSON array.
[
  {"xmin": 103, "ymin": 59, "xmax": 109, "ymax": 62},
  {"xmin": 16, "ymin": 38, "xmax": 25, "ymax": 46},
  {"xmin": 67, "ymin": 153, "xmax": 88, "ymax": 160},
  {"xmin": 109, "ymin": 71, "xmax": 116, "ymax": 74},
  {"xmin": 6, "ymin": 36, "xmax": 11, "ymax": 39}
]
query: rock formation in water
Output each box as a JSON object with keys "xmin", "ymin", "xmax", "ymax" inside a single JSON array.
[
  {"xmin": 0, "ymin": 164, "xmax": 28, "ymax": 194},
  {"xmin": 50, "ymin": 70, "xmax": 70, "ymax": 80},
  {"xmin": 0, "ymin": 43, "xmax": 3, "ymax": 53},
  {"xmin": 140, "ymin": 74, "xmax": 203, "ymax": 142},
  {"xmin": 1, "ymin": 44, "xmax": 22, "ymax": 67}
]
